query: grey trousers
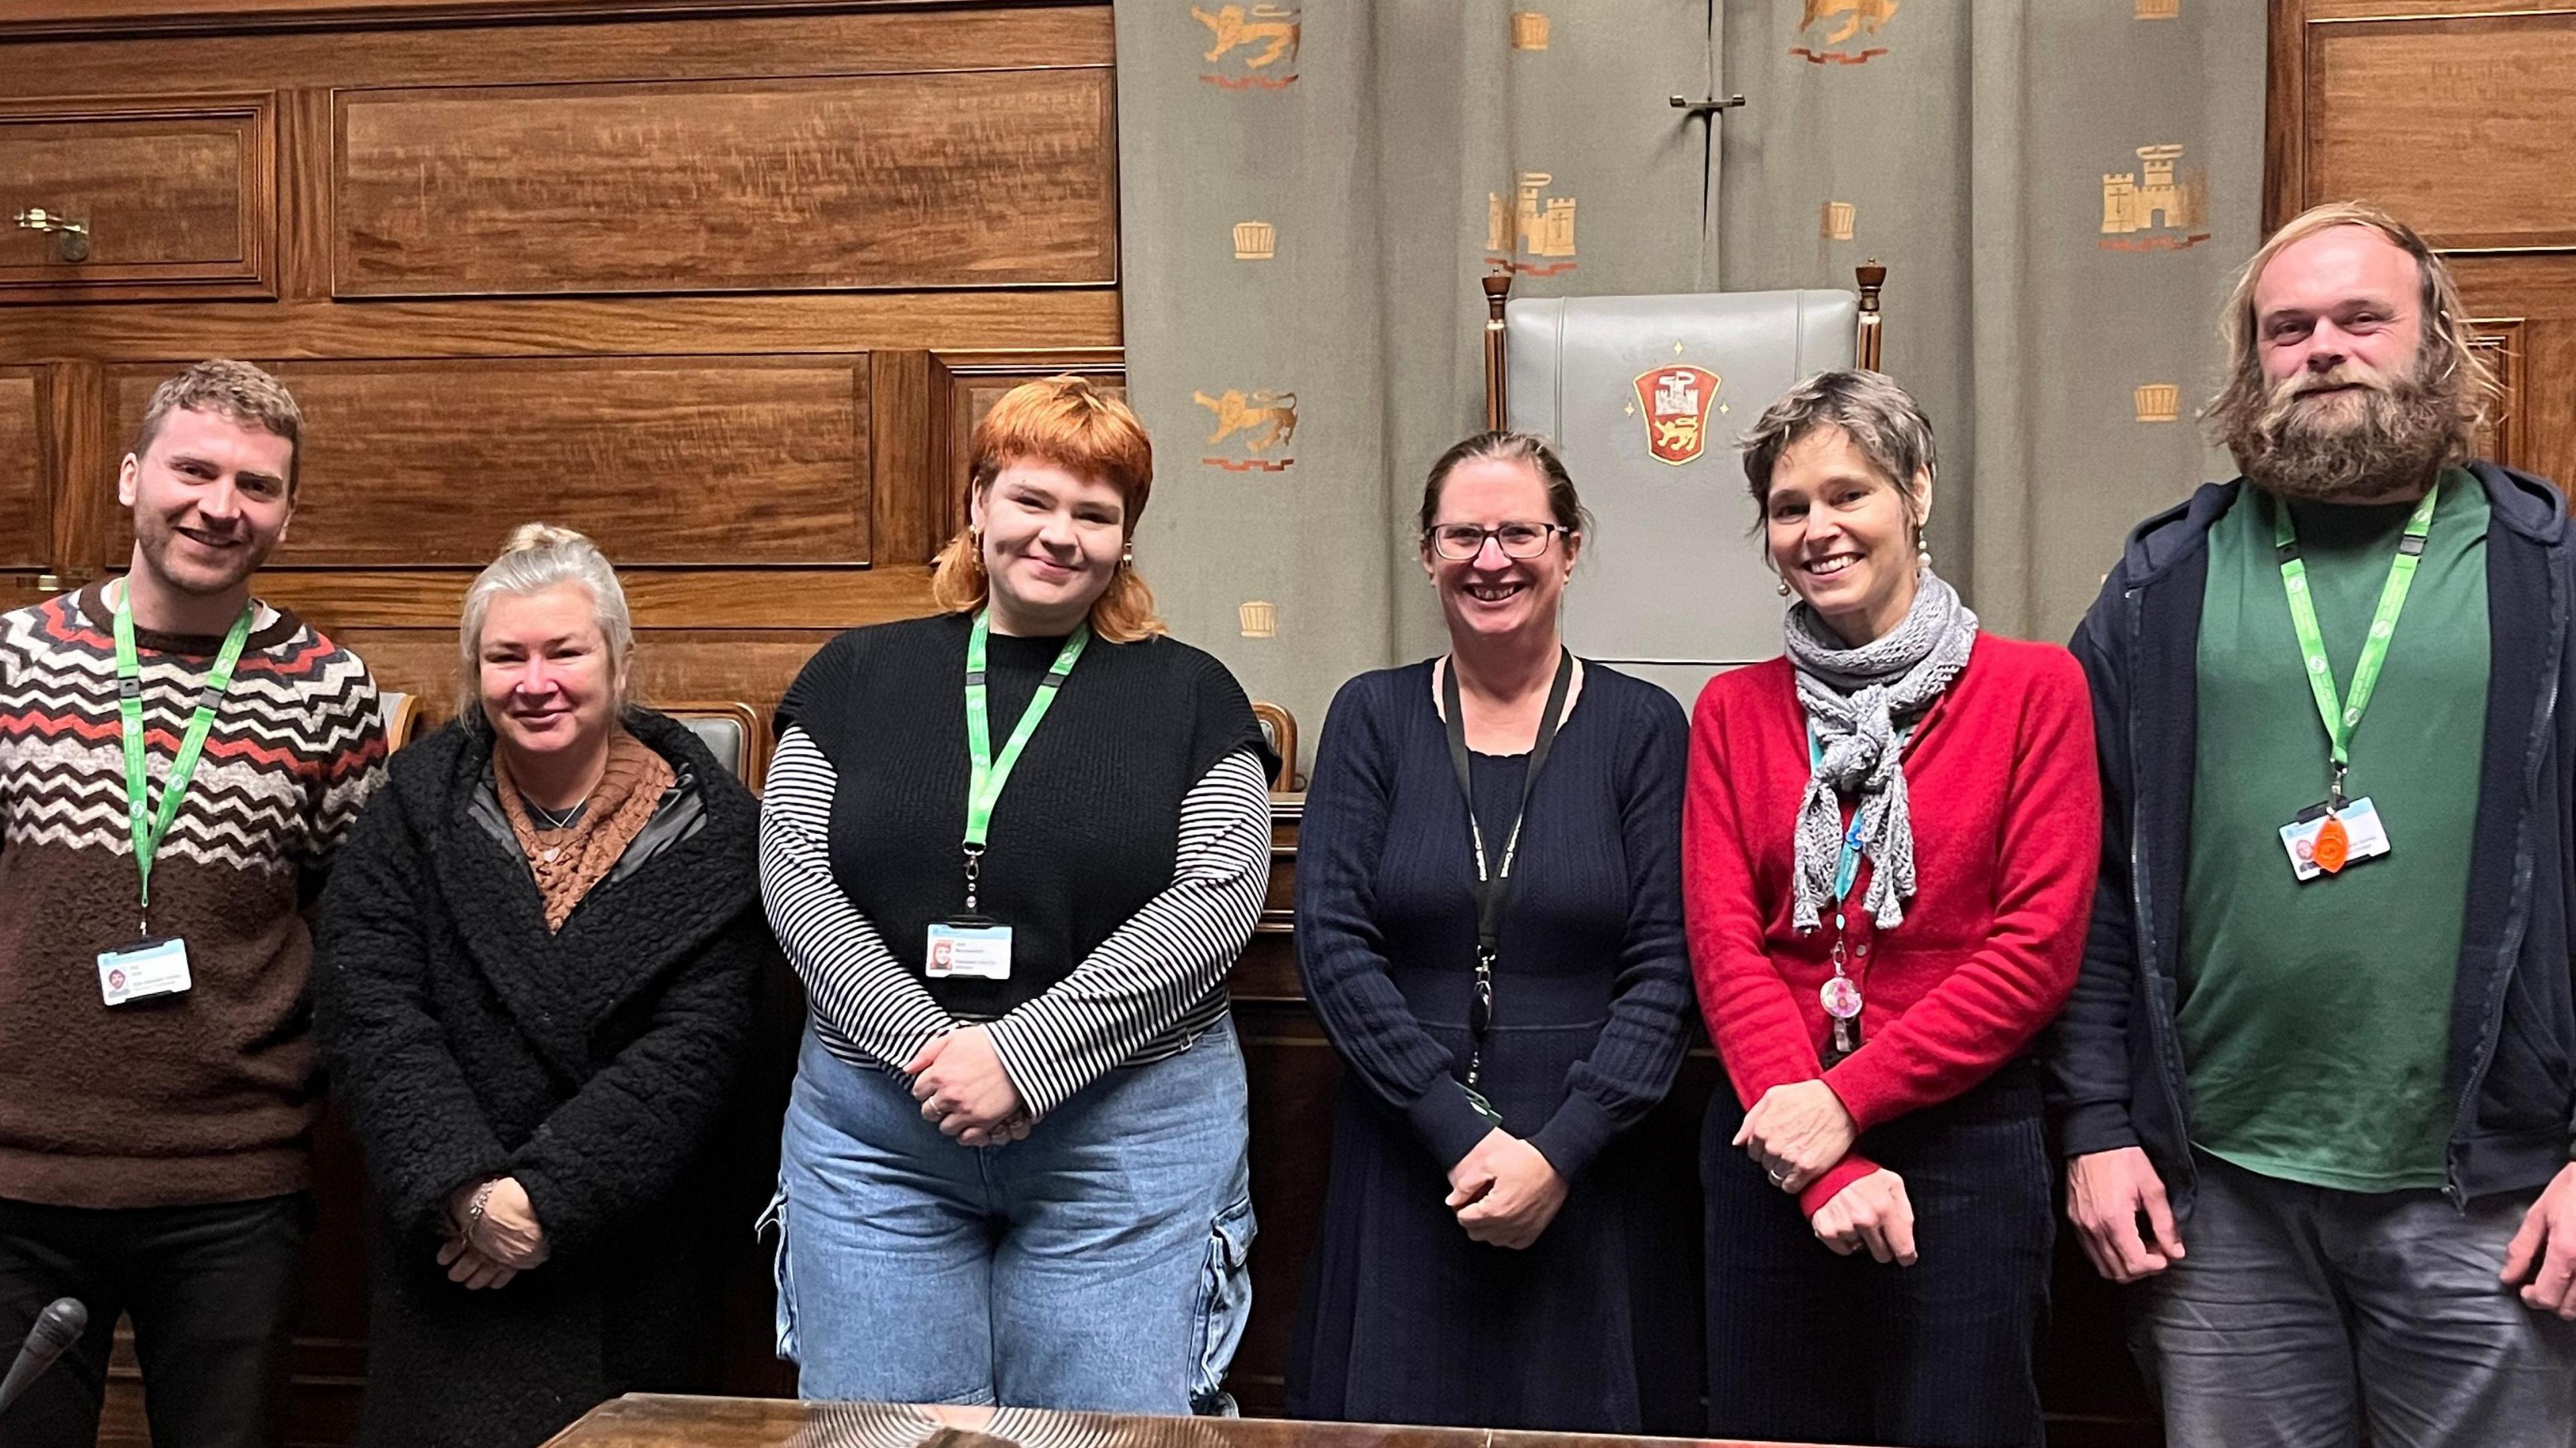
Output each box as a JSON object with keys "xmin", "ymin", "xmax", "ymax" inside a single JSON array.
[{"xmin": 2131, "ymin": 1150, "xmax": 2576, "ymax": 1448}]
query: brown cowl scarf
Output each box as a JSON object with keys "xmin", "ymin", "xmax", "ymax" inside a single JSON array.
[{"xmin": 491, "ymin": 729, "xmax": 675, "ymax": 932}]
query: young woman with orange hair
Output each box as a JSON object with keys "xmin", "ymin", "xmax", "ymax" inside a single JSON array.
[{"xmin": 759, "ymin": 377, "xmax": 1278, "ymax": 1411}]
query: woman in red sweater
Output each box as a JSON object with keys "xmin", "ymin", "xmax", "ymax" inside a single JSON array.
[{"xmin": 1685, "ymin": 370, "xmax": 2099, "ymax": 1447}]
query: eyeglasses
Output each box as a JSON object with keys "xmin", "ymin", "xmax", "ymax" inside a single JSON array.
[{"xmin": 1424, "ymin": 521, "xmax": 1570, "ymax": 561}]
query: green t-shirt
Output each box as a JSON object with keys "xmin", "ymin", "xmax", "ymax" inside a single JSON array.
[{"xmin": 2180, "ymin": 470, "xmax": 2488, "ymax": 1192}]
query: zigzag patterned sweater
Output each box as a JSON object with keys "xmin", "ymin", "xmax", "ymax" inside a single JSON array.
[{"xmin": 0, "ymin": 582, "xmax": 384, "ymax": 1207}]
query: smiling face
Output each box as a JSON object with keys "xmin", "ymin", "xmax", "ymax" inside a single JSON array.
[
  {"xmin": 476, "ymin": 583, "xmax": 627, "ymax": 763},
  {"xmin": 1763, "ymin": 425, "xmax": 1928, "ymax": 647},
  {"xmin": 1421, "ymin": 456, "xmax": 1578, "ymax": 646},
  {"xmin": 971, "ymin": 457, "xmax": 1128, "ymax": 635},
  {"xmin": 119, "ymin": 406, "xmax": 295, "ymax": 600}
]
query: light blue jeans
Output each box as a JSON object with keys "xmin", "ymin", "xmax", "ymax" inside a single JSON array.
[{"xmin": 768, "ymin": 1017, "xmax": 1255, "ymax": 1414}]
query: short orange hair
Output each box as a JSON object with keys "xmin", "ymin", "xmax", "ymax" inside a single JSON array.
[{"xmin": 929, "ymin": 375, "xmax": 1165, "ymax": 643}]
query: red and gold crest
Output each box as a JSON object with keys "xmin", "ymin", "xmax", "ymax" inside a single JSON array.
[{"xmin": 1633, "ymin": 365, "xmax": 1720, "ymax": 465}]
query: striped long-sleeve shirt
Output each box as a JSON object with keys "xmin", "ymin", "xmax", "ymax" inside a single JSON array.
[{"xmin": 762, "ymin": 725, "xmax": 1271, "ymax": 1117}]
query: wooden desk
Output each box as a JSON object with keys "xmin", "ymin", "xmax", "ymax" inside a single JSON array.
[{"xmin": 541, "ymin": 1396, "xmax": 1847, "ymax": 1448}]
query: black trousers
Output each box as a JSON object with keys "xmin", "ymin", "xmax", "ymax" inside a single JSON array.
[
  {"xmin": 1703, "ymin": 1062, "xmax": 2053, "ymax": 1448},
  {"xmin": 0, "ymin": 1193, "xmax": 310, "ymax": 1448}
]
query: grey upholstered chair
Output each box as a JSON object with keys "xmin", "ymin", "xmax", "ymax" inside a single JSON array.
[{"xmin": 1481, "ymin": 266, "xmax": 1886, "ymax": 706}]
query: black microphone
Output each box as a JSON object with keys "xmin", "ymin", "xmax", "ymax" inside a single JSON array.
[{"xmin": 0, "ymin": 1298, "xmax": 87, "ymax": 1417}]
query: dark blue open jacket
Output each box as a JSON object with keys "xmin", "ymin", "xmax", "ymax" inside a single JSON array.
[{"xmin": 2045, "ymin": 461, "xmax": 2576, "ymax": 1217}]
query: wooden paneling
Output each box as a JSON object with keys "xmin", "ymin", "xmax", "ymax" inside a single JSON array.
[
  {"xmin": 0, "ymin": 95, "xmax": 274, "ymax": 301},
  {"xmin": 2301, "ymin": 11, "xmax": 2576, "ymax": 253},
  {"xmin": 0, "ymin": 9, "xmax": 1115, "ymax": 93},
  {"xmin": 2471, "ymin": 317, "xmax": 2528, "ymax": 471},
  {"xmin": 258, "ymin": 565, "xmax": 933, "ymax": 629},
  {"xmin": 0, "ymin": 292, "xmax": 1120, "ymax": 361},
  {"xmin": 0, "ymin": 368, "xmax": 46, "ymax": 568},
  {"xmin": 333, "ymin": 68, "xmax": 1116, "ymax": 298},
  {"xmin": 106, "ymin": 357, "xmax": 871, "ymax": 567}
]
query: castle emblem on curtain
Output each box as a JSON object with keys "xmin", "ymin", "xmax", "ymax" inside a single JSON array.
[
  {"xmin": 1791, "ymin": 0, "xmax": 1897, "ymax": 64},
  {"xmin": 2100, "ymin": 144, "xmax": 2210, "ymax": 251},
  {"xmin": 1193, "ymin": 5, "xmax": 1301, "ymax": 89},
  {"xmin": 1193, "ymin": 388, "xmax": 1299, "ymax": 471},
  {"xmin": 1486, "ymin": 172, "xmax": 1577, "ymax": 276},
  {"xmin": 1633, "ymin": 366, "xmax": 1721, "ymax": 465}
]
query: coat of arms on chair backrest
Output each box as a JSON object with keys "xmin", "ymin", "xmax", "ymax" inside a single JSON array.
[{"xmin": 1631, "ymin": 365, "xmax": 1722, "ymax": 466}]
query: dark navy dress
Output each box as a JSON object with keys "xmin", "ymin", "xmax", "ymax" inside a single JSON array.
[{"xmin": 1285, "ymin": 659, "xmax": 1701, "ymax": 1433}]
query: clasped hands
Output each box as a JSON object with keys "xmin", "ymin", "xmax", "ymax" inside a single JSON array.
[
  {"xmin": 440, "ymin": 1176, "xmax": 548, "ymax": 1290},
  {"xmin": 908, "ymin": 1025, "xmax": 1034, "ymax": 1148},
  {"xmin": 1445, "ymin": 1127, "xmax": 1568, "ymax": 1250},
  {"xmin": 1737, "ymin": 1078, "xmax": 1918, "ymax": 1266}
]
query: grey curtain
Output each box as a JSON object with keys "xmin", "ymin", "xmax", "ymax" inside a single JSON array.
[{"xmin": 1117, "ymin": 0, "xmax": 2264, "ymax": 764}]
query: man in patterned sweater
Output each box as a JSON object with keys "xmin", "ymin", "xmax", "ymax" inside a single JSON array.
[{"xmin": 0, "ymin": 361, "xmax": 384, "ymax": 1448}]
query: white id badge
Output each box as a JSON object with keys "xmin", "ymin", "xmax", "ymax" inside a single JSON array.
[
  {"xmin": 97, "ymin": 936, "xmax": 193, "ymax": 1006},
  {"xmin": 2277, "ymin": 796, "xmax": 2394, "ymax": 882},
  {"xmin": 925, "ymin": 920, "xmax": 1012, "ymax": 981}
]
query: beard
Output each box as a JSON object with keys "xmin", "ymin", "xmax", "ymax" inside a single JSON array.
[
  {"xmin": 2224, "ymin": 353, "xmax": 2463, "ymax": 502},
  {"xmin": 133, "ymin": 511, "xmax": 268, "ymax": 597}
]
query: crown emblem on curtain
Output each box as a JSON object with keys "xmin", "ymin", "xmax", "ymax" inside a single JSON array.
[
  {"xmin": 1193, "ymin": 4, "xmax": 1301, "ymax": 89},
  {"xmin": 1791, "ymin": 0, "xmax": 1897, "ymax": 64},
  {"xmin": 1193, "ymin": 388, "xmax": 1299, "ymax": 471},
  {"xmin": 1633, "ymin": 366, "xmax": 1722, "ymax": 465}
]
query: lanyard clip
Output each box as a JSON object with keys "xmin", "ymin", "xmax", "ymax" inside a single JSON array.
[
  {"xmin": 960, "ymin": 842, "xmax": 984, "ymax": 911},
  {"xmin": 2328, "ymin": 763, "xmax": 2349, "ymax": 813}
]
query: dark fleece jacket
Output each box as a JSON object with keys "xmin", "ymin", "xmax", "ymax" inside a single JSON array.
[{"xmin": 315, "ymin": 708, "xmax": 777, "ymax": 1448}]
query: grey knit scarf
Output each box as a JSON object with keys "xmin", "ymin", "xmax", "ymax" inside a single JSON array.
[{"xmin": 1785, "ymin": 567, "xmax": 1978, "ymax": 932}]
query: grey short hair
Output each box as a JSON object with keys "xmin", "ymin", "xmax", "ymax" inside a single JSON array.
[
  {"xmin": 1739, "ymin": 370, "xmax": 1938, "ymax": 528},
  {"xmin": 458, "ymin": 523, "xmax": 634, "ymax": 720}
]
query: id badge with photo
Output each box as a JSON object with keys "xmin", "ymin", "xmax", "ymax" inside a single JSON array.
[
  {"xmin": 925, "ymin": 918, "xmax": 1012, "ymax": 981},
  {"xmin": 97, "ymin": 936, "xmax": 192, "ymax": 1006},
  {"xmin": 2279, "ymin": 797, "xmax": 2394, "ymax": 883}
]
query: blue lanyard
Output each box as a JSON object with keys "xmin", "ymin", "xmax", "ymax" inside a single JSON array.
[{"xmin": 1809, "ymin": 727, "xmax": 1865, "ymax": 903}]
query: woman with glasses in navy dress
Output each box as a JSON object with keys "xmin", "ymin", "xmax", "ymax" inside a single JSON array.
[{"xmin": 1285, "ymin": 431, "xmax": 1700, "ymax": 1433}]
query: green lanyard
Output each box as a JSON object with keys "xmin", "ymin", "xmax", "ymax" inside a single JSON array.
[
  {"xmin": 2273, "ymin": 484, "xmax": 2439, "ymax": 809},
  {"xmin": 113, "ymin": 586, "xmax": 254, "ymax": 929},
  {"xmin": 960, "ymin": 610, "xmax": 1089, "ymax": 911}
]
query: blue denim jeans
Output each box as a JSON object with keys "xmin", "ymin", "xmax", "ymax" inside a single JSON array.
[{"xmin": 769, "ymin": 1016, "xmax": 1255, "ymax": 1414}]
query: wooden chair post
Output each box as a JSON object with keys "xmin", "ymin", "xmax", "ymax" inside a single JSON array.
[
  {"xmin": 1481, "ymin": 270, "xmax": 1513, "ymax": 431},
  {"xmin": 1856, "ymin": 260, "xmax": 1888, "ymax": 372}
]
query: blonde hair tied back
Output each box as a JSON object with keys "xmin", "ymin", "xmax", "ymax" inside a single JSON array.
[{"xmin": 458, "ymin": 522, "xmax": 637, "ymax": 723}]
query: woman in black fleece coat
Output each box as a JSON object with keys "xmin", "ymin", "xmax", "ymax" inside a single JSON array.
[{"xmin": 315, "ymin": 698, "xmax": 773, "ymax": 1448}]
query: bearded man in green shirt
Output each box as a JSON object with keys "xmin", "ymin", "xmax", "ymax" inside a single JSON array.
[{"xmin": 2052, "ymin": 202, "xmax": 2576, "ymax": 1447}]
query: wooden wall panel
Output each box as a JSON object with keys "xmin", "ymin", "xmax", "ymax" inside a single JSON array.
[
  {"xmin": 0, "ymin": 95, "xmax": 275, "ymax": 301},
  {"xmin": 106, "ymin": 357, "xmax": 871, "ymax": 567},
  {"xmin": 334, "ymin": 68, "xmax": 1116, "ymax": 298},
  {"xmin": 0, "ymin": 368, "xmax": 46, "ymax": 569},
  {"xmin": 2304, "ymin": 13, "xmax": 2574, "ymax": 252},
  {"xmin": 2471, "ymin": 318, "xmax": 2528, "ymax": 472}
]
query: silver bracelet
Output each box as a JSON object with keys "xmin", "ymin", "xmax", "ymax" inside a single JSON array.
[{"xmin": 464, "ymin": 1180, "xmax": 498, "ymax": 1228}]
